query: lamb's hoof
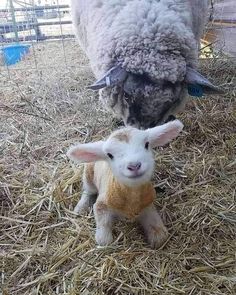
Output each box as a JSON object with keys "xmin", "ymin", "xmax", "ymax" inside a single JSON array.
[
  {"xmin": 73, "ymin": 203, "xmax": 89, "ymax": 215},
  {"xmin": 147, "ymin": 226, "xmax": 169, "ymax": 249},
  {"xmin": 95, "ymin": 228, "xmax": 113, "ymax": 246}
]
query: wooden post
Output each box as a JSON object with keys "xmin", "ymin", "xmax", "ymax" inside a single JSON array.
[{"xmin": 9, "ymin": 0, "xmax": 19, "ymax": 42}]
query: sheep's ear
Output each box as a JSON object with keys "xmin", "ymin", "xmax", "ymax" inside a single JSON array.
[
  {"xmin": 67, "ymin": 141, "xmax": 106, "ymax": 163},
  {"xmin": 147, "ymin": 120, "xmax": 184, "ymax": 147},
  {"xmin": 88, "ymin": 65, "xmax": 128, "ymax": 90},
  {"xmin": 186, "ymin": 67, "xmax": 223, "ymax": 96}
]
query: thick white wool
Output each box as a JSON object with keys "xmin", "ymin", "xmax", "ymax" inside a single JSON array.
[
  {"xmin": 71, "ymin": 0, "xmax": 207, "ymax": 78},
  {"xmin": 70, "ymin": 0, "xmax": 209, "ymax": 128}
]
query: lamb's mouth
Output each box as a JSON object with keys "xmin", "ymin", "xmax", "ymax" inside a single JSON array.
[{"xmin": 127, "ymin": 172, "xmax": 145, "ymax": 179}]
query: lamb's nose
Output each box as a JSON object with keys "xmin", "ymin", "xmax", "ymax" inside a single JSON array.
[{"xmin": 127, "ymin": 162, "xmax": 142, "ymax": 172}]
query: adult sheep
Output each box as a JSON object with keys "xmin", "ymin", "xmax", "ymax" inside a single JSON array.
[{"xmin": 70, "ymin": 0, "xmax": 221, "ymax": 129}]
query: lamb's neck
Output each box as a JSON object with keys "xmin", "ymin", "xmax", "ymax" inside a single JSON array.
[{"xmin": 106, "ymin": 173, "xmax": 156, "ymax": 219}]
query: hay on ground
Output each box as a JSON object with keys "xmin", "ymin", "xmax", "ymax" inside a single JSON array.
[{"xmin": 0, "ymin": 40, "xmax": 236, "ymax": 295}]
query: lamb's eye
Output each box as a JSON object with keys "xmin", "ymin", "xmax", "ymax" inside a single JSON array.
[
  {"xmin": 145, "ymin": 142, "xmax": 149, "ymax": 150},
  {"xmin": 107, "ymin": 153, "xmax": 114, "ymax": 159}
]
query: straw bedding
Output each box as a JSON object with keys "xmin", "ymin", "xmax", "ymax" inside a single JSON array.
[{"xmin": 0, "ymin": 40, "xmax": 235, "ymax": 295}]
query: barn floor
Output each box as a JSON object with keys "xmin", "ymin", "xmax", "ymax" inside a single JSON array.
[{"xmin": 0, "ymin": 40, "xmax": 236, "ymax": 295}]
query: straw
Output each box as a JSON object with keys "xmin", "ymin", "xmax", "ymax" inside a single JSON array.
[{"xmin": 0, "ymin": 40, "xmax": 235, "ymax": 294}]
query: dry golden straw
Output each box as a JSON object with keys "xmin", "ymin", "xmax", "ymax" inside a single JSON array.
[{"xmin": 0, "ymin": 40, "xmax": 235, "ymax": 294}]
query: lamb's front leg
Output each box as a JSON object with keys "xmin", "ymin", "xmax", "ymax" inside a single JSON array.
[
  {"xmin": 74, "ymin": 165, "xmax": 97, "ymax": 215},
  {"xmin": 74, "ymin": 191, "xmax": 95, "ymax": 215},
  {"xmin": 93, "ymin": 201, "xmax": 114, "ymax": 246},
  {"xmin": 137, "ymin": 205, "xmax": 169, "ymax": 249}
]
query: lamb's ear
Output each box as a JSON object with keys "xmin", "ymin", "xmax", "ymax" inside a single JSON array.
[
  {"xmin": 147, "ymin": 120, "xmax": 184, "ymax": 147},
  {"xmin": 67, "ymin": 141, "xmax": 106, "ymax": 163},
  {"xmin": 186, "ymin": 67, "xmax": 223, "ymax": 95},
  {"xmin": 88, "ymin": 65, "xmax": 128, "ymax": 90}
]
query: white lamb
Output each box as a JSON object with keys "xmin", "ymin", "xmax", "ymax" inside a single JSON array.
[
  {"xmin": 67, "ymin": 119, "xmax": 183, "ymax": 248},
  {"xmin": 70, "ymin": 0, "xmax": 221, "ymax": 129}
]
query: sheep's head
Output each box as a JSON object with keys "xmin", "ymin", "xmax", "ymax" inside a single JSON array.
[
  {"xmin": 67, "ymin": 120, "xmax": 183, "ymax": 187},
  {"xmin": 89, "ymin": 65, "xmax": 222, "ymax": 129}
]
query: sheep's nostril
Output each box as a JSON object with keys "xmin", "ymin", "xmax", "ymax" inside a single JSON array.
[
  {"xmin": 136, "ymin": 162, "xmax": 141, "ymax": 170},
  {"xmin": 127, "ymin": 162, "xmax": 142, "ymax": 172}
]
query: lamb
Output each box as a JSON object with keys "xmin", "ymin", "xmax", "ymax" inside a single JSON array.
[
  {"xmin": 67, "ymin": 119, "xmax": 183, "ymax": 248},
  {"xmin": 70, "ymin": 0, "xmax": 222, "ymax": 129}
]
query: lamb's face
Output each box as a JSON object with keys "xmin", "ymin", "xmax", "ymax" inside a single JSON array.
[
  {"xmin": 100, "ymin": 80, "xmax": 187, "ymax": 129},
  {"xmin": 67, "ymin": 120, "xmax": 184, "ymax": 188},
  {"xmin": 103, "ymin": 128, "xmax": 155, "ymax": 187}
]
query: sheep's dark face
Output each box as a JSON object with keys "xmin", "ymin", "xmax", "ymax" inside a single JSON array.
[
  {"xmin": 100, "ymin": 78, "xmax": 187, "ymax": 129},
  {"xmin": 92, "ymin": 65, "xmax": 222, "ymax": 129},
  {"xmin": 122, "ymin": 82, "xmax": 187, "ymax": 129}
]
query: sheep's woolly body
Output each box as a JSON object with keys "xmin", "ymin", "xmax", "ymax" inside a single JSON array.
[
  {"xmin": 71, "ymin": 0, "xmax": 207, "ymax": 78},
  {"xmin": 71, "ymin": 0, "xmax": 208, "ymax": 127},
  {"xmin": 84, "ymin": 161, "xmax": 155, "ymax": 219}
]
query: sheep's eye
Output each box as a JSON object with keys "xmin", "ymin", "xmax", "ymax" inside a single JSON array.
[
  {"xmin": 124, "ymin": 92, "xmax": 131, "ymax": 100},
  {"xmin": 145, "ymin": 142, "xmax": 149, "ymax": 150},
  {"xmin": 107, "ymin": 153, "xmax": 114, "ymax": 159}
]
